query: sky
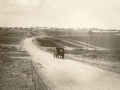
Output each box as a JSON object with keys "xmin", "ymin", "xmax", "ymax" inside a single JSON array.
[{"xmin": 0, "ymin": 0, "xmax": 120, "ymax": 29}]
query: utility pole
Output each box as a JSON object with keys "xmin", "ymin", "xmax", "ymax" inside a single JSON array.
[
  {"xmin": 87, "ymin": 35, "xmax": 88, "ymax": 50},
  {"xmin": 89, "ymin": 29, "xmax": 93, "ymax": 50},
  {"xmin": 56, "ymin": 27, "xmax": 57, "ymax": 38},
  {"xmin": 45, "ymin": 26, "xmax": 47, "ymax": 40},
  {"xmin": 90, "ymin": 29, "xmax": 92, "ymax": 43},
  {"xmin": 69, "ymin": 28, "xmax": 71, "ymax": 38},
  {"xmin": 37, "ymin": 25, "xmax": 38, "ymax": 31},
  {"xmin": 33, "ymin": 24, "xmax": 34, "ymax": 31},
  {"xmin": 37, "ymin": 25, "xmax": 38, "ymax": 33}
]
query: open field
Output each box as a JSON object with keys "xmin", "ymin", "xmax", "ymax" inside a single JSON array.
[
  {"xmin": 36, "ymin": 29, "xmax": 120, "ymax": 60},
  {"xmin": 58, "ymin": 34, "xmax": 120, "ymax": 50},
  {"xmin": 0, "ymin": 29, "xmax": 47, "ymax": 90},
  {"xmin": 34, "ymin": 34, "xmax": 120, "ymax": 74},
  {"xmin": 37, "ymin": 29, "xmax": 120, "ymax": 50}
]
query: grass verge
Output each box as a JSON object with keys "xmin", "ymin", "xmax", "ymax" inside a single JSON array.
[{"xmin": 0, "ymin": 29, "xmax": 48, "ymax": 90}]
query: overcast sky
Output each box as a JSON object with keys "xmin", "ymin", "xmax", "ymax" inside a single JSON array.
[{"xmin": 0, "ymin": 0, "xmax": 120, "ymax": 29}]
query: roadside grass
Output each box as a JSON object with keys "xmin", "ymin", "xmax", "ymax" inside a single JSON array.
[
  {"xmin": 0, "ymin": 29, "xmax": 48, "ymax": 90},
  {"xmin": 0, "ymin": 29, "xmax": 34, "ymax": 90},
  {"xmin": 35, "ymin": 38, "xmax": 58, "ymax": 47},
  {"xmin": 0, "ymin": 29, "xmax": 27, "ymax": 45},
  {"xmin": 35, "ymin": 37, "xmax": 82, "ymax": 48},
  {"xmin": 0, "ymin": 50, "xmax": 34, "ymax": 90}
]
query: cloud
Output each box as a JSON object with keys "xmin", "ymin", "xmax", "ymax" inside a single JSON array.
[
  {"xmin": 0, "ymin": 0, "xmax": 44, "ymax": 15},
  {"xmin": 0, "ymin": 0, "xmax": 120, "ymax": 29},
  {"xmin": 15, "ymin": 0, "xmax": 43, "ymax": 8},
  {"xmin": 0, "ymin": 0, "xmax": 45, "ymax": 27},
  {"xmin": 0, "ymin": 0, "xmax": 43, "ymax": 8}
]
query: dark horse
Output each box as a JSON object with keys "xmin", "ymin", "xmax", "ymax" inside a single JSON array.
[
  {"xmin": 54, "ymin": 48, "xmax": 64, "ymax": 59},
  {"xmin": 58, "ymin": 48, "xmax": 64, "ymax": 59}
]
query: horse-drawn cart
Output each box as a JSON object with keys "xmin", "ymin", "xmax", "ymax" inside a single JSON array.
[{"xmin": 54, "ymin": 47, "xmax": 64, "ymax": 59}]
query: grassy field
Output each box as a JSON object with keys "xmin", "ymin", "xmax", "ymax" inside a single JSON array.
[
  {"xmin": 35, "ymin": 37, "xmax": 82, "ymax": 48},
  {"xmin": 0, "ymin": 29, "xmax": 48, "ymax": 90},
  {"xmin": 58, "ymin": 34, "xmax": 120, "ymax": 50},
  {"xmin": 35, "ymin": 30, "xmax": 120, "ymax": 74},
  {"xmin": 38, "ymin": 29, "xmax": 120, "ymax": 50}
]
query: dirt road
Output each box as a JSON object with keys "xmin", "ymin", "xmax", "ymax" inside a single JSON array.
[{"xmin": 24, "ymin": 38, "xmax": 120, "ymax": 90}]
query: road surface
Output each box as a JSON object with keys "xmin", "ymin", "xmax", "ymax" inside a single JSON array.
[{"xmin": 24, "ymin": 38, "xmax": 120, "ymax": 90}]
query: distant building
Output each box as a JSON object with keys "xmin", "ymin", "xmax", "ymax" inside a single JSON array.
[{"xmin": 87, "ymin": 30, "xmax": 119, "ymax": 34}]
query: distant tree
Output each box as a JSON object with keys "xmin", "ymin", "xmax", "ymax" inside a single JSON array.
[
  {"xmin": 6, "ymin": 27, "xmax": 9, "ymax": 30},
  {"xmin": 20, "ymin": 27, "xmax": 23, "ymax": 29},
  {"xmin": 87, "ymin": 30, "xmax": 94, "ymax": 34},
  {"xmin": 0, "ymin": 27, "xmax": 2, "ymax": 30},
  {"xmin": 15, "ymin": 27, "xmax": 17, "ymax": 29},
  {"xmin": 25, "ymin": 28, "xmax": 28, "ymax": 29}
]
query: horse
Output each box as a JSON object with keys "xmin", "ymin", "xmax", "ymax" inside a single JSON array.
[
  {"xmin": 54, "ymin": 47, "xmax": 65, "ymax": 59},
  {"xmin": 58, "ymin": 48, "xmax": 64, "ymax": 59}
]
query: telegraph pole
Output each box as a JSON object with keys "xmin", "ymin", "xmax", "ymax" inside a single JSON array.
[
  {"xmin": 37, "ymin": 25, "xmax": 38, "ymax": 31},
  {"xmin": 45, "ymin": 26, "xmax": 47, "ymax": 40},
  {"xmin": 69, "ymin": 28, "xmax": 71, "ymax": 38},
  {"xmin": 90, "ymin": 29, "xmax": 92, "ymax": 43},
  {"xmin": 37, "ymin": 25, "xmax": 38, "ymax": 33},
  {"xmin": 87, "ymin": 35, "xmax": 88, "ymax": 50},
  {"xmin": 56, "ymin": 27, "xmax": 57, "ymax": 38}
]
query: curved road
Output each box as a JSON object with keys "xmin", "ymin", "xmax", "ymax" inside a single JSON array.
[{"xmin": 24, "ymin": 38, "xmax": 120, "ymax": 90}]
